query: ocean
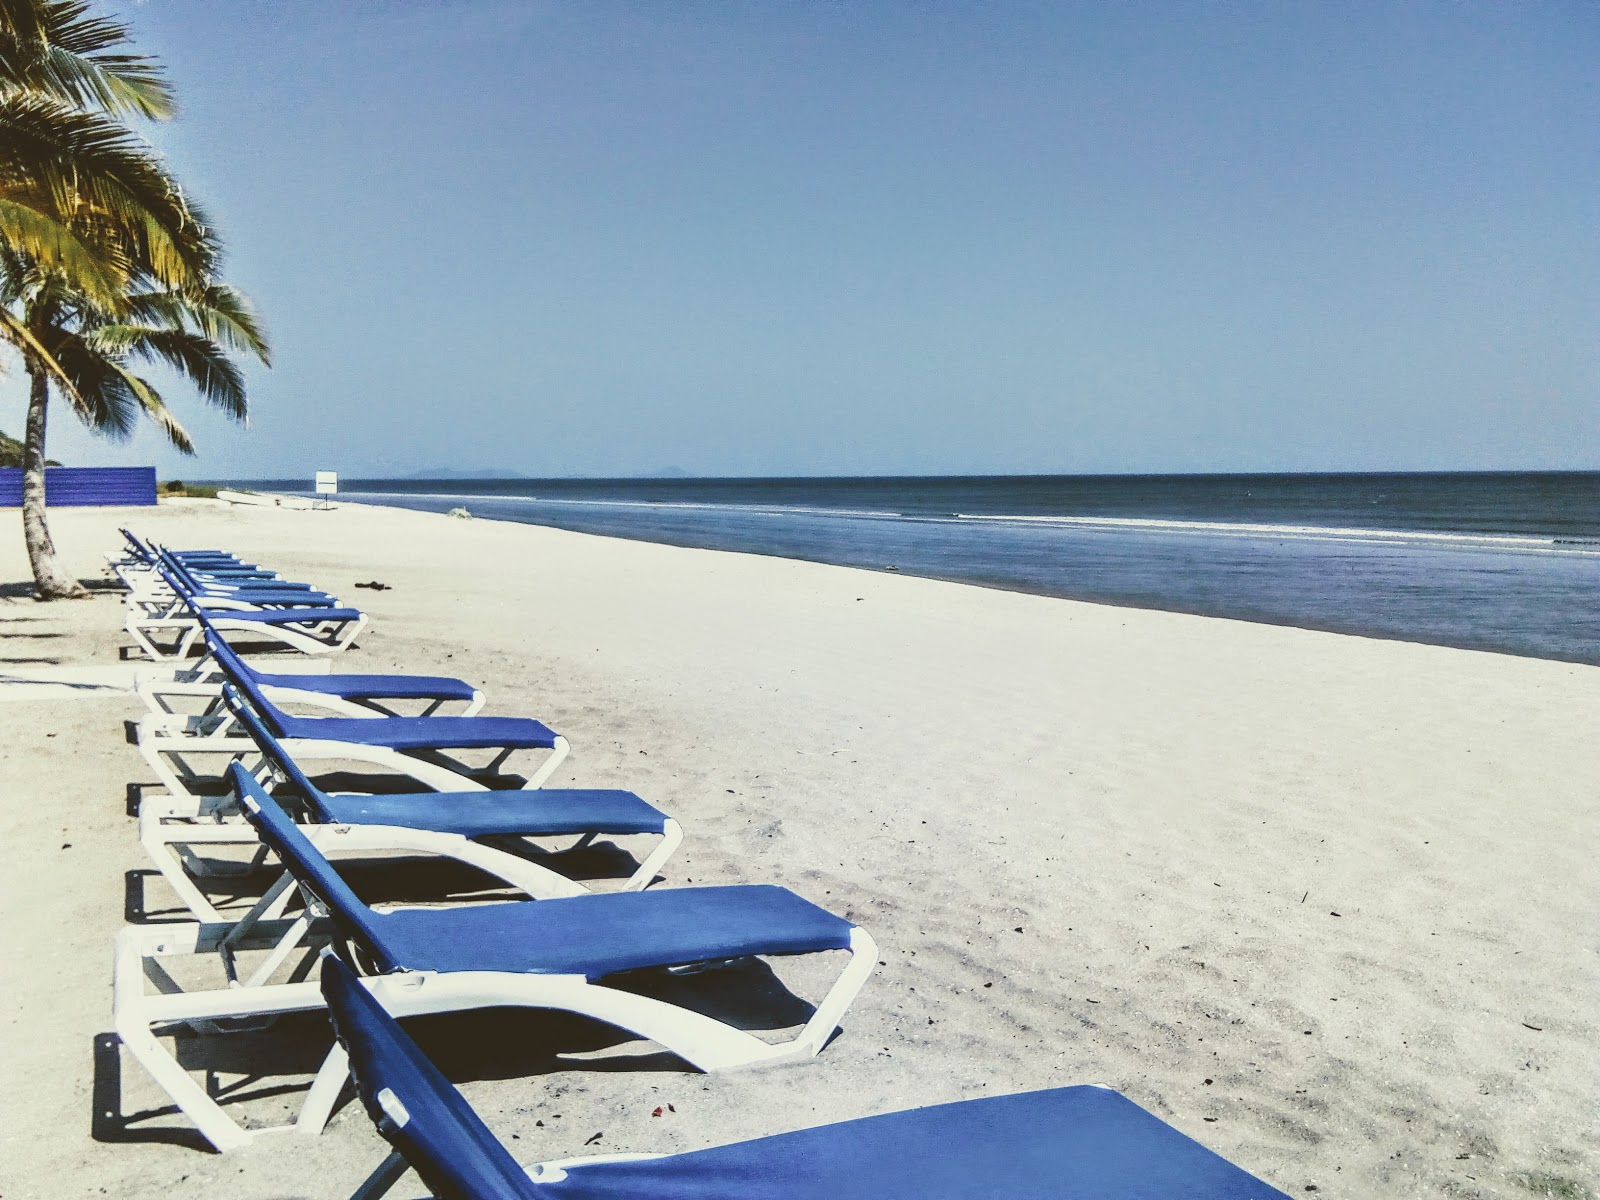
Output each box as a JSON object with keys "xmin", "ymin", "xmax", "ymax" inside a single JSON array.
[{"xmin": 258, "ymin": 472, "xmax": 1600, "ymax": 665}]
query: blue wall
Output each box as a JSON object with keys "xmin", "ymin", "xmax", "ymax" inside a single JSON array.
[{"xmin": 0, "ymin": 466, "xmax": 158, "ymax": 507}]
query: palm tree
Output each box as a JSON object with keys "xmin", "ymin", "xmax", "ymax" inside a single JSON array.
[
  {"xmin": 0, "ymin": 426, "xmax": 55, "ymax": 465},
  {"xmin": 0, "ymin": 0, "xmax": 265, "ymax": 599},
  {"xmin": 3, "ymin": 247, "xmax": 268, "ymax": 596},
  {"xmin": 0, "ymin": 0, "xmax": 216, "ymax": 310}
]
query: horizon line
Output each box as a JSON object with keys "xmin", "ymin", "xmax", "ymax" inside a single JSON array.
[{"xmin": 195, "ymin": 467, "xmax": 1600, "ymax": 485}]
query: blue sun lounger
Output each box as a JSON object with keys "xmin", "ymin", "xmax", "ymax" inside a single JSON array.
[
  {"xmin": 118, "ymin": 538, "xmax": 321, "ymax": 595},
  {"xmin": 127, "ymin": 579, "xmax": 369, "ymax": 659},
  {"xmin": 127, "ymin": 554, "xmax": 332, "ymax": 615},
  {"xmin": 111, "ymin": 529, "xmax": 261, "ymax": 584},
  {"xmin": 140, "ymin": 685, "xmax": 682, "ymax": 920},
  {"xmin": 138, "ymin": 616, "xmax": 572, "ymax": 796},
  {"xmin": 153, "ymin": 551, "xmax": 339, "ymax": 606},
  {"xmin": 120, "ymin": 528, "xmax": 246, "ymax": 566},
  {"xmin": 113, "ymin": 763, "xmax": 875, "ymax": 1152},
  {"xmin": 138, "ymin": 625, "xmax": 488, "ymax": 720},
  {"xmin": 320, "ymin": 952, "xmax": 1292, "ymax": 1200},
  {"xmin": 213, "ymin": 631, "xmax": 571, "ymax": 782}
]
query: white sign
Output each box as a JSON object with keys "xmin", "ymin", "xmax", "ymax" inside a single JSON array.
[{"xmin": 314, "ymin": 471, "xmax": 338, "ymax": 495}]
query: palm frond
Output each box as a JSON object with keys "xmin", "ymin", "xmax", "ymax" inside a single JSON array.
[
  {"xmin": 89, "ymin": 321, "xmax": 247, "ymax": 420},
  {"xmin": 46, "ymin": 322, "xmax": 195, "ymax": 454},
  {"xmin": 0, "ymin": 301, "xmax": 84, "ymax": 410},
  {"xmin": 0, "ymin": 194, "xmax": 123, "ymax": 300},
  {"xmin": 0, "ymin": 94, "xmax": 216, "ymax": 290},
  {"xmin": 124, "ymin": 282, "xmax": 270, "ymax": 364},
  {"xmin": 41, "ymin": 317, "xmax": 135, "ymax": 430},
  {"xmin": 100, "ymin": 357, "xmax": 194, "ymax": 452},
  {"xmin": 0, "ymin": 0, "xmax": 174, "ymax": 119},
  {"xmin": 0, "ymin": 0, "xmax": 48, "ymax": 52}
]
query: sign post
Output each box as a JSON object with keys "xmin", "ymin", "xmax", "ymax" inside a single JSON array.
[{"xmin": 313, "ymin": 471, "xmax": 338, "ymax": 510}]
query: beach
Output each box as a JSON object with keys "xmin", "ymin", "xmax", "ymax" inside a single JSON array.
[{"xmin": 2, "ymin": 499, "xmax": 1596, "ymax": 1199}]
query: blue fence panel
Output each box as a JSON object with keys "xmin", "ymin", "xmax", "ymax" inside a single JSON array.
[{"xmin": 0, "ymin": 466, "xmax": 158, "ymax": 506}]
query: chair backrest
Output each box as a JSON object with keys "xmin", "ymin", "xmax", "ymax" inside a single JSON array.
[
  {"xmin": 221, "ymin": 684, "xmax": 335, "ymax": 822},
  {"xmin": 154, "ymin": 548, "xmax": 208, "ymax": 598},
  {"xmin": 120, "ymin": 528, "xmax": 154, "ymax": 562},
  {"xmin": 152, "ymin": 556, "xmax": 188, "ymax": 594},
  {"xmin": 155, "ymin": 547, "xmax": 196, "ymax": 588},
  {"xmin": 202, "ymin": 626, "xmax": 292, "ymax": 736},
  {"xmin": 228, "ymin": 762, "xmax": 400, "ymax": 971},
  {"xmin": 321, "ymin": 954, "xmax": 539, "ymax": 1200}
]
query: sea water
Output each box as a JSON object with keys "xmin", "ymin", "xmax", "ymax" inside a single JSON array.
[{"xmin": 263, "ymin": 473, "xmax": 1600, "ymax": 665}]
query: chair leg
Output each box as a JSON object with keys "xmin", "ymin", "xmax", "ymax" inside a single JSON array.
[
  {"xmin": 624, "ymin": 820, "xmax": 684, "ymax": 890},
  {"xmin": 297, "ymin": 1040, "xmax": 351, "ymax": 1135},
  {"xmin": 141, "ymin": 822, "xmax": 232, "ymax": 922},
  {"xmin": 124, "ymin": 617, "xmax": 168, "ymax": 661},
  {"xmin": 523, "ymin": 736, "xmax": 570, "ymax": 788},
  {"xmin": 348, "ymin": 1151, "xmax": 410, "ymax": 1200},
  {"xmin": 112, "ymin": 924, "xmax": 324, "ymax": 1152}
]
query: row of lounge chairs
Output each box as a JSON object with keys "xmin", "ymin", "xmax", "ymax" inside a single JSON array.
[{"xmin": 104, "ymin": 529, "xmax": 1291, "ymax": 1198}]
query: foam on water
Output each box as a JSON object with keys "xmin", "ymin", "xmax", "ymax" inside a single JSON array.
[{"xmin": 253, "ymin": 473, "xmax": 1600, "ymax": 664}]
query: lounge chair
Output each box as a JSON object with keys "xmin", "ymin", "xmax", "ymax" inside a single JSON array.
[
  {"xmin": 141, "ymin": 686, "xmax": 681, "ymax": 920},
  {"xmin": 126, "ymin": 583, "xmax": 368, "ymax": 660},
  {"xmin": 136, "ymin": 625, "xmax": 488, "ymax": 719},
  {"xmin": 108, "ymin": 529, "xmax": 262, "ymax": 589},
  {"xmin": 137, "ymin": 633, "xmax": 569, "ymax": 799},
  {"xmin": 112, "ymin": 763, "xmax": 875, "ymax": 1152},
  {"xmin": 128, "ymin": 554, "xmax": 342, "ymax": 619},
  {"xmin": 153, "ymin": 546, "xmax": 323, "ymax": 592},
  {"xmin": 119, "ymin": 539, "xmax": 315, "ymax": 599},
  {"xmin": 118, "ymin": 528, "xmax": 248, "ymax": 566},
  {"xmin": 321, "ymin": 952, "xmax": 1292, "ymax": 1200}
]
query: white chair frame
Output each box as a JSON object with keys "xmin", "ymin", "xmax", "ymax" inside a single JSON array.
[
  {"xmin": 135, "ymin": 668, "xmax": 487, "ymax": 719},
  {"xmin": 113, "ymin": 906, "xmax": 875, "ymax": 1152},
  {"xmin": 126, "ymin": 607, "xmax": 369, "ymax": 661},
  {"xmin": 135, "ymin": 712, "xmax": 570, "ymax": 805},
  {"xmin": 139, "ymin": 784, "xmax": 684, "ymax": 922}
]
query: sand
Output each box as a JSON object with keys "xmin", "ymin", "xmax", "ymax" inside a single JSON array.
[{"xmin": 1, "ymin": 499, "xmax": 1596, "ymax": 1200}]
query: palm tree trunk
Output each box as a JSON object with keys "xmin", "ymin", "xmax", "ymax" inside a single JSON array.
[{"xmin": 20, "ymin": 361, "xmax": 85, "ymax": 599}]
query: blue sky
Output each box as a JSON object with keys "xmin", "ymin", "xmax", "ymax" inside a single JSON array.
[{"xmin": 17, "ymin": 1, "xmax": 1600, "ymax": 479}]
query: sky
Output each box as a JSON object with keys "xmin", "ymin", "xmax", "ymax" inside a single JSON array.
[{"xmin": 10, "ymin": 1, "xmax": 1599, "ymax": 479}]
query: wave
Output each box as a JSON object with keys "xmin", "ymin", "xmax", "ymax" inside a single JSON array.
[
  {"xmin": 351, "ymin": 491, "xmax": 903, "ymax": 519},
  {"xmin": 341, "ymin": 490, "xmax": 1599, "ymax": 554},
  {"xmin": 953, "ymin": 513, "xmax": 1596, "ymax": 553}
]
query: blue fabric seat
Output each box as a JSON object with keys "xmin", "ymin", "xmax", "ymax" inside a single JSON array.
[
  {"xmin": 257, "ymin": 670, "xmax": 479, "ymax": 704},
  {"xmin": 206, "ymin": 630, "xmax": 480, "ymax": 707},
  {"xmin": 211, "ymin": 605, "xmax": 368, "ymax": 626},
  {"xmin": 321, "ymin": 954, "xmax": 1295, "ymax": 1200},
  {"xmin": 184, "ymin": 566, "xmax": 278, "ymax": 578},
  {"xmin": 367, "ymin": 886, "xmax": 852, "ymax": 979},
  {"xmin": 316, "ymin": 789, "xmax": 667, "ymax": 838},
  {"xmin": 205, "ymin": 628, "xmax": 558, "ymax": 753},
  {"xmin": 168, "ymin": 564, "xmax": 337, "ymax": 603},
  {"xmin": 192, "ymin": 577, "xmax": 320, "ymax": 591},
  {"xmin": 226, "ymin": 686, "xmax": 668, "ymax": 840},
  {"xmin": 196, "ymin": 588, "xmax": 342, "ymax": 606},
  {"xmin": 234, "ymin": 765, "xmax": 851, "ymax": 982},
  {"xmin": 159, "ymin": 552, "xmax": 337, "ymax": 604},
  {"xmin": 271, "ymin": 711, "xmax": 558, "ymax": 749}
]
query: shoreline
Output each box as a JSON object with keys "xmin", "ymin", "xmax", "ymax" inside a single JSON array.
[
  {"xmin": 301, "ymin": 491, "xmax": 1600, "ymax": 669},
  {"xmin": 2, "ymin": 501, "xmax": 1597, "ymax": 1199}
]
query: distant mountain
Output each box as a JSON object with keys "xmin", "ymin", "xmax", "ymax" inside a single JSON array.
[{"xmin": 402, "ymin": 468, "xmax": 532, "ymax": 480}]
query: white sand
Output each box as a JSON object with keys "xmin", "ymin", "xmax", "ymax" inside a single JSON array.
[{"xmin": 1, "ymin": 500, "xmax": 1596, "ymax": 1199}]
